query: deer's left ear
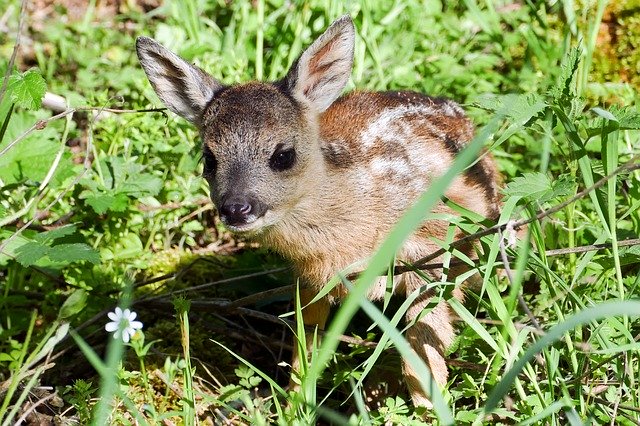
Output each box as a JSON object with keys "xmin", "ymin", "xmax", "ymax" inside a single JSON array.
[{"xmin": 281, "ymin": 15, "xmax": 355, "ymax": 113}]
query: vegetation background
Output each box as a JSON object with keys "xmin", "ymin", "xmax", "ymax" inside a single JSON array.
[{"xmin": 0, "ymin": 0, "xmax": 639, "ymax": 424}]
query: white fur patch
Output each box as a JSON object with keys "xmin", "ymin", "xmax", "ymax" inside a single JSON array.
[
  {"xmin": 441, "ymin": 100, "xmax": 464, "ymax": 117},
  {"xmin": 370, "ymin": 157, "xmax": 412, "ymax": 177},
  {"xmin": 361, "ymin": 105, "xmax": 437, "ymax": 149}
]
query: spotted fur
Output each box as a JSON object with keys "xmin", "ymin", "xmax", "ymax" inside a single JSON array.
[{"xmin": 137, "ymin": 15, "xmax": 502, "ymax": 410}]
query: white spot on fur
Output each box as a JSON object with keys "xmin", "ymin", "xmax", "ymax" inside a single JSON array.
[
  {"xmin": 370, "ymin": 157, "xmax": 411, "ymax": 177},
  {"xmin": 441, "ymin": 100, "xmax": 464, "ymax": 117},
  {"xmin": 361, "ymin": 105, "xmax": 437, "ymax": 148}
]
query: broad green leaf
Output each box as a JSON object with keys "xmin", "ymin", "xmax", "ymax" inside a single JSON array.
[
  {"xmin": 48, "ymin": 243, "xmax": 100, "ymax": 264},
  {"xmin": 503, "ymin": 172, "xmax": 575, "ymax": 204},
  {"xmin": 59, "ymin": 291, "xmax": 88, "ymax": 319},
  {"xmin": 591, "ymin": 107, "xmax": 617, "ymax": 122},
  {"xmin": 34, "ymin": 224, "xmax": 77, "ymax": 244},
  {"xmin": 101, "ymin": 233, "xmax": 143, "ymax": 261},
  {"xmin": 84, "ymin": 194, "xmax": 117, "ymax": 214},
  {"xmin": 0, "ymin": 111, "xmax": 61, "ymax": 185},
  {"xmin": 7, "ymin": 70, "xmax": 46, "ymax": 110},
  {"xmin": 85, "ymin": 193, "xmax": 129, "ymax": 214},
  {"xmin": 120, "ymin": 174, "xmax": 163, "ymax": 197},
  {"xmin": 503, "ymin": 172, "xmax": 550, "ymax": 199},
  {"xmin": 15, "ymin": 241, "xmax": 49, "ymax": 266}
]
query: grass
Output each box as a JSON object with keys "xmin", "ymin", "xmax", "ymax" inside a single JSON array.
[{"xmin": 0, "ymin": 0, "xmax": 639, "ymax": 424}]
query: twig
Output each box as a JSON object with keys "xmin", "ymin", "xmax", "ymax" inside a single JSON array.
[
  {"xmin": 134, "ymin": 267, "xmax": 290, "ymax": 304},
  {"xmin": 138, "ymin": 197, "xmax": 210, "ymax": 212},
  {"xmin": 593, "ymin": 396, "xmax": 640, "ymax": 415},
  {"xmin": 225, "ymin": 285, "xmax": 295, "ymax": 309},
  {"xmin": 14, "ymin": 390, "xmax": 58, "ymax": 426},
  {"xmin": 544, "ymin": 238, "xmax": 640, "ymax": 256}
]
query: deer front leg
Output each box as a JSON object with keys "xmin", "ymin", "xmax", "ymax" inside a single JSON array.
[
  {"xmin": 289, "ymin": 286, "xmax": 330, "ymax": 390},
  {"xmin": 402, "ymin": 284, "xmax": 461, "ymax": 409}
]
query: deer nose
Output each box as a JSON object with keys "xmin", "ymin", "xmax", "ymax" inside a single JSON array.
[{"xmin": 219, "ymin": 196, "xmax": 259, "ymax": 227}]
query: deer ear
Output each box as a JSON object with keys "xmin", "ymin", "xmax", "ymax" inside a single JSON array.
[
  {"xmin": 136, "ymin": 37, "xmax": 223, "ymax": 125},
  {"xmin": 281, "ymin": 15, "xmax": 355, "ymax": 113}
]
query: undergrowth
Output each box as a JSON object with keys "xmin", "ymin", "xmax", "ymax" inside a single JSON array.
[{"xmin": 0, "ymin": 0, "xmax": 639, "ymax": 425}]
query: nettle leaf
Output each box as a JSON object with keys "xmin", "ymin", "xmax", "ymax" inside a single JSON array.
[
  {"xmin": 473, "ymin": 94, "xmax": 546, "ymax": 144},
  {"xmin": 13, "ymin": 226, "xmax": 99, "ymax": 267},
  {"xmin": 8, "ymin": 70, "xmax": 47, "ymax": 110},
  {"xmin": 34, "ymin": 224, "xmax": 77, "ymax": 244},
  {"xmin": 549, "ymin": 174, "xmax": 577, "ymax": 200},
  {"xmin": 84, "ymin": 194, "xmax": 113, "ymax": 214},
  {"xmin": 504, "ymin": 172, "xmax": 576, "ymax": 204},
  {"xmin": 588, "ymin": 106, "xmax": 640, "ymax": 131},
  {"xmin": 120, "ymin": 174, "xmax": 163, "ymax": 197},
  {"xmin": 503, "ymin": 172, "xmax": 551, "ymax": 200},
  {"xmin": 15, "ymin": 241, "xmax": 50, "ymax": 267},
  {"xmin": 84, "ymin": 193, "xmax": 130, "ymax": 214},
  {"xmin": 48, "ymin": 243, "xmax": 100, "ymax": 264},
  {"xmin": 549, "ymin": 46, "xmax": 580, "ymax": 102}
]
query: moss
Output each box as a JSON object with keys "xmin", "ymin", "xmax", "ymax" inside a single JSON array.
[{"xmin": 592, "ymin": 2, "xmax": 640, "ymax": 92}]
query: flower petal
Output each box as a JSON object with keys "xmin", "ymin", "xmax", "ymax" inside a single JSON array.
[
  {"xmin": 128, "ymin": 311, "xmax": 137, "ymax": 321},
  {"xmin": 123, "ymin": 309, "xmax": 131, "ymax": 319},
  {"xmin": 107, "ymin": 311, "xmax": 118, "ymax": 322},
  {"xmin": 130, "ymin": 320, "xmax": 143, "ymax": 330},
  {"xmin": 105, "ymin": 322, "xmax": 118, "ymax": 332},
  {"xmin": 114, "ymin": 307, "xmax": 122, "ymax": 317},
  {"xmin": 122, "ymin": 330, "xmax": 130, "ymax": 343}
]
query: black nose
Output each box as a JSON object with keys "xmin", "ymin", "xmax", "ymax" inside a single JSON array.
[{"xmin": 219, "ymin": 196, "xmax": 255, "ymax": 226}]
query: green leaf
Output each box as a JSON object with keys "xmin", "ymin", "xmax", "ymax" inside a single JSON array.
[
  {"xmin": 0, "ymin": 111, "xmax": 61, "ymax": 185},
  {"xmin": 15, "ymin": 241, "xmax": 50, "ymax": 266},
  {"xmin": 591, "ymin": 107, "xmax": 617, "ymax": 122},
  {"xmin": 34, "ymin": 224, "xmax": 77, "ymax": 244},
  {"xmin": 48, "ymin": 243, "xmax": 100, "ymax": 264},
  {"xmin": 503, "ymin": 172, "xmax": 551, "ymax": 199},
  {"xmin": 8, "ymin": 70, "xmax": 47, "ymax": 110},
  {"xmin": 59, "ymin": 291, "xmax": 88, "ymax": 319},
  {"xmin": 549, "ymin": 46, "xmax": 580, "ymax": 102},
  {"xmin": 84, "ymin": 194, "xmax": 116, "ymax": 214},
  {"xmin": 85, "ymin": 193, "xmax": 129, "ymax": 214},
  {"xmin": 503, "ymin": 172, "xmax": 575, "ymax": 204},
  {"xmin": 549, "ymin": 174, "xmax": 576, "ymax": 200},
  {"xmin": 120, "ymin": 174, "xmax": 163, "ymax": 197}
]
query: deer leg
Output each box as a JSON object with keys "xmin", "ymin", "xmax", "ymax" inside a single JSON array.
[{"xmin": 402, "ymin": 283, "xmax": 461, "ymax": 408}]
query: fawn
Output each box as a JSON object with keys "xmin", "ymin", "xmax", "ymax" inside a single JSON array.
[{"xmin": 136, "ymin": 15, "xmax": 501, "ymax": 408}]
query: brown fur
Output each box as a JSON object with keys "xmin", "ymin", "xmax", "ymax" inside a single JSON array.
[{"xmin": 136, "ymin": 15, "xmax": 501, "ymax": 410}]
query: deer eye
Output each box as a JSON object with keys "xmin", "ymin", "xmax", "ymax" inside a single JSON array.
[
  {"xmin": 202, "ymin": 148, "xmax": 217, "ymax": 176},
  {"xmin": 269, "ymin": 144, "xmax": 296, "ymax": 171}
]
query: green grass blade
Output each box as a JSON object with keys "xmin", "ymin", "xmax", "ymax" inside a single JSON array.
[{"xmin": 485, "ymin": 300, "xmax": 640, "ymax": 413}]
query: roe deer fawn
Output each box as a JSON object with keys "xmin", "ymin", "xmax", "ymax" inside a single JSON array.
[{"xmin": 136, "ymin": 15, "xmax": 501, "ymax": 408}]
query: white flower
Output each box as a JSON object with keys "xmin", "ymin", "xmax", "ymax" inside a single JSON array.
[{"xmin": 105, "ymin": 307, "xmax": 143, "ymax": 343}]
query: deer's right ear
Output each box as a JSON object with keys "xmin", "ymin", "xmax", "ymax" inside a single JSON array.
[{"xmin": 136, "ymin": 37, "xmax": 223, "ymax": 125}]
